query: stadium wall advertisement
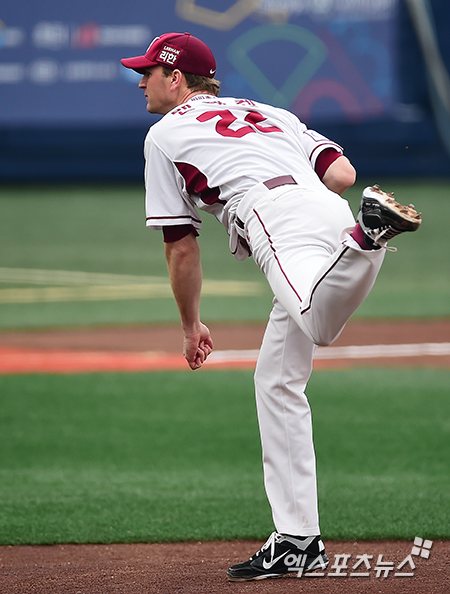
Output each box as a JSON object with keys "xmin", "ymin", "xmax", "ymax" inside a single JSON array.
[{"xmin": 1, "ymin": 0, "xmax": 449, "ymax": 180}]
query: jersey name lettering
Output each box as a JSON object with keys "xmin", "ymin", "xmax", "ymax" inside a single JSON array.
[
  {"xmin": 197, "ymin": 109, "xmax": 283, "ymax": 138},
  {"xmin": 235, "ymin": 99, "xmax": 256, "ymax": 106},
  {"xmin": 171, "ymin": 104, "xmax": 193, "ymax": 116}
]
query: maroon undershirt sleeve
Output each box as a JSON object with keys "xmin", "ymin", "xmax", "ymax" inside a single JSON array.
[
  {"xmin": 314, "ymin": 148, "xmax": 343, "ymax": 180},
  {"xmin": 162, "ymin": 224, "xmax": 199, "ymax": 243}
]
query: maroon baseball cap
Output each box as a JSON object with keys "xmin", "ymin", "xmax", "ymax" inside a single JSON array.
[{"xmin": 121, "ymin": 32, "xmax": 216, "ymax": 77}]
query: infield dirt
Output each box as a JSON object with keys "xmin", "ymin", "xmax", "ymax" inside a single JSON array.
[{"xmin": 0, "ymin": 319, "xmax": 449, "ymax": 371}]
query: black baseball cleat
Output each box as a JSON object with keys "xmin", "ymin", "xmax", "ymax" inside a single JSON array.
[
  {"xmin": 226, "ymin": 532, "xmax": 329, "ymax": 581},
  {"xmin": 357, "ymin": 184, "xmax": 422, "ymax": 249}
]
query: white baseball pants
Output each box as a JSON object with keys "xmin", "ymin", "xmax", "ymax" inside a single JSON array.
[{"xmin": 236, "ymin": 180, "xmax": 385, "ymax": 536}]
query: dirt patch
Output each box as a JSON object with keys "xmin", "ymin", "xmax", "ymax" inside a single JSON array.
[
  {"xmin": 0, "ymin": 539, "xmax": 448, "ymax": 594},
  {"xmin": 1, "ymin": 319, "xmax": 449, "ymax": 371},
  {"xmin": 1, "ymin": 319, "xmax": 450, "ymax": 352},
  {"xmin": 0, "ymin": 319, "xmax": 450, "ymax": 353}
]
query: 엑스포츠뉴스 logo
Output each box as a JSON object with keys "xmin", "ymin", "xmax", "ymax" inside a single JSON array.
[{"xmin": 285, "ymin": 537, "xmax": 434, "ymax": 579}]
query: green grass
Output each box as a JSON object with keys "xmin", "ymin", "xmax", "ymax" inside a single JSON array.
[
  {"xmin": 310, "ymin": 367, "xmax": 450, "ymax": 539},
  {"xmin": 0, "ymin": 368, "xmax": 448, "ymax": 544},
  {"xmin": 0, "ymin": 184, "xmax": 255, "ymax": 280},
  {"xmin": 0, "ymin": 179, "xmax": 449, "ymax": 328},
  {"xmin": 0, "ymin": 184, "xmax": 272, "ymax": 328}
]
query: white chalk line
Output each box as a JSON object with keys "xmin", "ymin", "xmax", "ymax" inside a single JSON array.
[
  {"xmin": 0, "ymin": 267, "xmax": 263, "ymax": 301},
  {"xmin": 208, "ymin": 343, "xmax": 450, "ymax": 363}
]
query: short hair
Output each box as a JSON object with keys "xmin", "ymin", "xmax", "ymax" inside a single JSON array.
[{"xmin": 162, "ymin": 66, "xmax": 220, "ymax": 96}]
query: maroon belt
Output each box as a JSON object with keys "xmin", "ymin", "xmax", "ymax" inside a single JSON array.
[
  {"xmin": 263, "ymin": 174, "xmax": 297, "ymax": 190},
  {"xmin": 235, "ymin": 175, "xmax": 298, "ymax": 233}
]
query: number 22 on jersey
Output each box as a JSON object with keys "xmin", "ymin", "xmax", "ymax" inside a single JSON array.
[{"xmin": 197, "ymin": 109, "xmax": 283, "ymax": 138}]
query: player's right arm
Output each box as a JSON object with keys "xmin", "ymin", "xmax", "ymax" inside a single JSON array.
[{"xmin": 164, "ymin": 231, "xmax": 213, "ymax": 370}]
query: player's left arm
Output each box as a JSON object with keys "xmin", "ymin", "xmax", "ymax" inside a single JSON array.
[
  {"xmin": 321, "ymin": 154, "xmax": 356, "ymax": 195},
  {"xmin": 164, "ymin": 231, "xmax": 213, "ymax": 370},
  {"xmin": 299, "ymin": 126, "xmax": 356, "ymax": 195}
]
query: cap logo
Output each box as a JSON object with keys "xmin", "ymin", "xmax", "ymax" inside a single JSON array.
[{"xmin": 158, "ymin": 44, "xmax": 180, "ymax": 66}]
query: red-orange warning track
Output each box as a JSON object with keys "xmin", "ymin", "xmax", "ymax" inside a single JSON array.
[
  {"xmin": 1, "ymin": 344, "xmax": 450, "ymax": 374},
  {"xmin": 0, "ymin": 346, "xmax": 259, "ymax": 374},
  {"xmin": 1, "ymin": 321, "xmax": 450, "ymax": 374}
]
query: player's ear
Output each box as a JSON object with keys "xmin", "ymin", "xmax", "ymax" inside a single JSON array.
[{"xmin": 170, "ymin": 69, "xmax": 184, "ymax": 89}]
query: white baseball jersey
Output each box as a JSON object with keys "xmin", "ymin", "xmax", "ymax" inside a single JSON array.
[{"xmin": 144, "ymin": 94, "xmax": 342, "ymax": 256}]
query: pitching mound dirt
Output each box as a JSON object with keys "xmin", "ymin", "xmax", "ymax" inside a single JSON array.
[{"xmin": 1, "ymin": 539, "xmax": 448, "ymax": 593}]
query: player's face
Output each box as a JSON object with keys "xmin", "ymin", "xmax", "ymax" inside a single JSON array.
[{"xmin": 138, "ymin": 66, "xmax": 175, "ymax": 115}]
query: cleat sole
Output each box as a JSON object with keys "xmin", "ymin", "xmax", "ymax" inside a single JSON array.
[{"xmin": 364, "ymin": 187, "xmax": 422, "ymax": 231}]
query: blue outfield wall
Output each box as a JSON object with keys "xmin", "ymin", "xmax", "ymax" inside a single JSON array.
[{"xmin": 0, "ymin": 0, "xmax": 449, "ymax": 182}]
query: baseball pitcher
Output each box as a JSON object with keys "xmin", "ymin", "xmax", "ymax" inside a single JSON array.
[{"xmin": 121, "ymin": 32, "xmax": 421, "ymax": 581}]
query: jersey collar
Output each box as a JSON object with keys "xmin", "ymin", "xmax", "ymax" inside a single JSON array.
[{"xmin": 188, "ymin": 93, "xmax": 216, "ymax": 103}]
